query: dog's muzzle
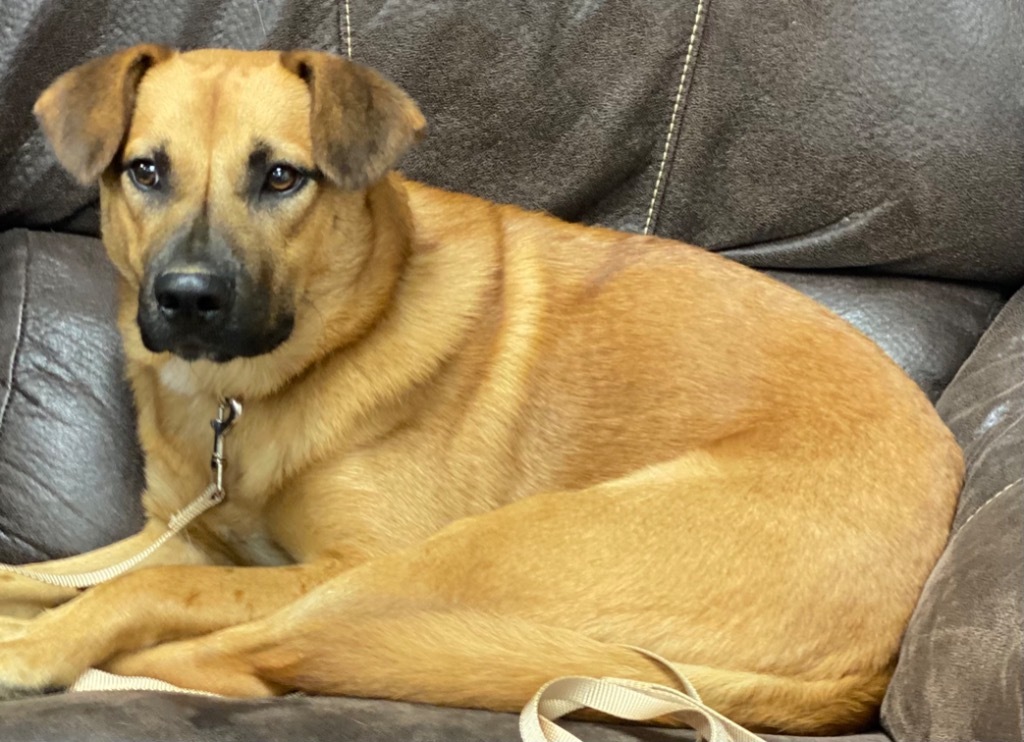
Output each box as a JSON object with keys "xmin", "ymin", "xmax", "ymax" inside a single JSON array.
[{"xmin": 138, "ymin": 262, "xmax": 293, "ymax": 363}]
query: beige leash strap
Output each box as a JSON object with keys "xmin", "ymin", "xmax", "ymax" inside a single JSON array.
[
  {"xmin": 0, "ymin": 484, "xmax": 224, "ymax": 589},
  {"xmin": 0, "ymin": 398, "xmax": 241, "ymax": 590},
  {"xmin": 519, "ymin": 647, "xmax": 766, "ymax": 742},
  {"xmin": 71, "ymin": 668, "xmax": 221, "ymax": 696}
]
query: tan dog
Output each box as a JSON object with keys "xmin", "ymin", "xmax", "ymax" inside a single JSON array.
[{"xmin": 0, "ymin": 45, "xmax": 961, "ymax": 735}]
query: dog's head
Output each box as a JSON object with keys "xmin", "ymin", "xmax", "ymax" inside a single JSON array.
[{"xmin": 34, "ymin": 46, "xmax": 424, "ymax": 385}]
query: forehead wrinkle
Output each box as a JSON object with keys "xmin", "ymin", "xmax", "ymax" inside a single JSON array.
[
  {"xmin": 200, "ymin": 72, "xmax": 228, "ymax": 205},
  {"xmin": 210, "ymin": 68, "xmax": 269, "ymax": 186}
]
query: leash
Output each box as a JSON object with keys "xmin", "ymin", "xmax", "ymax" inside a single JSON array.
[
  {"xmin": 0, "ymin": 398, "xmax": 242, "ymax": 589},
  {"xmin": 520, "ymin": 646, "xmax": 766, "ymax": 742}
]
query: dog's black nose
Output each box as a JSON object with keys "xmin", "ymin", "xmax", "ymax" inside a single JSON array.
[{"xmin": 154, "ymin": 270, "xmax": 234, "ymax": 323}]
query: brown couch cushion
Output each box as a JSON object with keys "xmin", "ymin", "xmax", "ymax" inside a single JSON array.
[
  {"xmin": 0, "ymin": 229, "xmax": 144, "ymax": 563},
  {"xmin": 881, "ymin": 287, "xmax": 1024, "ymax": 742},
  {"xmin": 0, "ymin": 691, "xmax": 895, "ymax": 742},
  {"xmin": 3, "ymin": 1, "xmax": 1023, "ymax": 286}
]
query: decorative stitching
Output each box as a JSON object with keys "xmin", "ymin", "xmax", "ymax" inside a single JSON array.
[
  {"xmin": 253, "ymin": 0, "xmax": 267, "ymax": 41},
  {"xmin": 954, "ymin": 477, "xmax": 1021, "ymax": 537},
  {"xmin": 0, "ymin": 239, "xmax": 29, "ymax": 446},
  {"xmin": 643, "ymin": 0, "xmax": 708, "ymax": 236},
  {"xmin": 344, "ymin": 0, "xmax": 353, "ymax": 59}
]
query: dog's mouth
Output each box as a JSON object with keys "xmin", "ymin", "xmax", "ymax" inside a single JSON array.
[
  {"xmin": 138, "ymin": 307, "xmax": 295, "ymax": 364},
  {"xmin": 167, "ymin": 342, "xmax": 240, "ymax": 364},
  {"xmin": 172, "ymin": 342, "xmax": 222, "ymax": 363}
]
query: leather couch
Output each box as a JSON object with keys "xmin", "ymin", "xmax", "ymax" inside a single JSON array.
[{"xmin": 1, "ymin": 2, "xmax": 1021, "ymax": 741}]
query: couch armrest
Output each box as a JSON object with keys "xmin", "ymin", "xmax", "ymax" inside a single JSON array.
[
  {"xmin": 882, "ymin": 285, "xmax": 1024, "ymax": 742},
  {"xmin": 0, "ymin": 229, "xmax": 144, "ymax": 563}
]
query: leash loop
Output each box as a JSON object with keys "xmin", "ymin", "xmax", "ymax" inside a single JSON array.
[{"xmin": 520, "ymin": 647, "xmax": 766, "ymax": 742}]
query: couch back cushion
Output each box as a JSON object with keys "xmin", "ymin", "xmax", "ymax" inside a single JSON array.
[{"xmin": 1, "ymin": 0, "xmax": 1022, "ymax": 286}]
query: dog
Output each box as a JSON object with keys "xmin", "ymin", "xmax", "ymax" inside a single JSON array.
[{"xmin": 0, "ymin": 45, "xmax": 961, "ymax": 736}]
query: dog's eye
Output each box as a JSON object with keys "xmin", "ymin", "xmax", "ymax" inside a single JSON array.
[
  {"xmin": 127, "ymin": 159, "xmax": 161, "ymax": 190},
  {"xmin": 264, "ymin": 164, "xmax": 305, "ymax": 194}
]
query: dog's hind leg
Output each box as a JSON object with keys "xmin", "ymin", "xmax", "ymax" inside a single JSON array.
[
  {"xmin": 108, "ymin": 462, "xmax": 894, "ymax": 735},
  {"xmin": 109, "ymin": 582, "xmax": 885, "ymax": 735}
]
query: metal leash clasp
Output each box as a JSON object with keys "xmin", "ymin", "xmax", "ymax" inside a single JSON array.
[{"xmin": 209, "ymin": 397, "xmax": 243, "ymax": 500}]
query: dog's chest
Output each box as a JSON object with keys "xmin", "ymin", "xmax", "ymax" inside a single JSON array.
[{"xmin": 207, "ymin": 507, "xmax": 295, "ymax": 567}]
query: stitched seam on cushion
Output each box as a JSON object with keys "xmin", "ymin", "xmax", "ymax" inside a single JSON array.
[
  {"xmin": 951, "ymin": 477, "xmax": 1022, "ymax": 542},
  {"xmin": 642, "ymin": 0, "xmax": 707, "ymax": 236},
  {"xmin": 343, "ymin": 0, "xmax": 353, "ymax": 58},
  {"xmin": 0, "ymin": 239, "xmax": 29, "ymax": 446}
]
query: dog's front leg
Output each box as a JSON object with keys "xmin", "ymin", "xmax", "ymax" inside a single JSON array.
[
  {"xmin": 0, "ymin": 520, "xmax": 211, "ymax": 619},
  {"xmin": 0, "ymin": 559, "xmax": 341, "ymax": 698}
]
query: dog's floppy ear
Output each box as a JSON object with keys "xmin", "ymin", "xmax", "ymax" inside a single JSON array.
[
  {"xmin": 280, "ymin": 51, "xmax": 426, "ymax": 190},
  {"xmin": 33, "ymin": 44, "xmax": 175, "ymax": 184}
]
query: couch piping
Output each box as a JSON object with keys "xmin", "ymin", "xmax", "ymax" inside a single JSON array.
[
  {"xmin": 642, "ymin": 0, "xmax": 707, "ymax": 236},
  {"xmin": 0, "ymin": 239, "xmax": 29, "ymax": 446},
  {"xmin": 952, "ymin": 476, "xmax": 1021, "ymax": 540}
]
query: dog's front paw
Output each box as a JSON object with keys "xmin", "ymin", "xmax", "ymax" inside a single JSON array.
[
  {"xmin": 0, "ymin": 638, "xmax": 74, "ymax": 700},
  {"xmin": 0, "ymin": 681, "xmax": 64, "ymax": 701}
]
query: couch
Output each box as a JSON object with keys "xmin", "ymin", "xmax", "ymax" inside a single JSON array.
[{"xmin": 0, "ymin": 2, "xmax": 1021, "ymax": 741}]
